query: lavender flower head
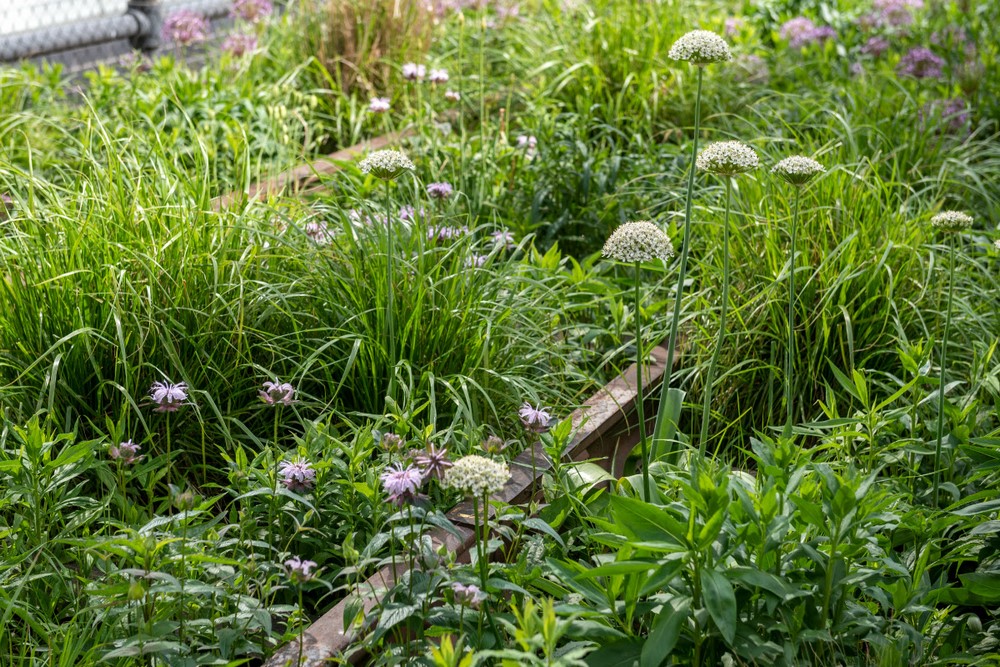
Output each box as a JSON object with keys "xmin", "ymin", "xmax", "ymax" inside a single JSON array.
[
  {"xmin": 516, "ymin": 135, "xmax": 537, "ymax": 150},
  {"xmin": 398, "ymin": 205, "xmax": 427, "ymax": 223},
  {"xmin": 452, "ymin": 582, "xmax": 486, "ymax": 609},
  {"xmin": 381, "ymin": 432, "xmax": 405, "ymax": 453},
  {"xmin": 260, "ymin": 379, "xmax": 295, "ymax": 406},
  {"xmin": 921, "ymin": 97, "xmax": 969, "ymax": 134},
  {"xmin": 897, "ymin": 47, "xmax": 944, "ymax": 79},
  {"xmin": 150, "ymin": 380, "xmax": 189, "ymax": 413},
  {"xmin": 445, "ymin": 90, "xmax": 461, "ymax": 102},
  {"xmin": 869, "ymin": 0, "xmax": 922, "ymax": 28},
  {"xmin": 492, "ymin": 229, "xmax": 516, "ymax": 250},
  {"xmin": 284, "ymin": 556, "xmax": 318, "ymax": 584},
  {"xmin": 780, "ymin": 17, "xmax": 836, "ymax": 48},
  {"xmin": 428, "ymin": 225, "xmax": 469, "ymax": 242},
  {"xmin": 414, "ymin": 444, "xmax": 453, "ymax": 480},
  {"xmin": 109, "ymin": 440, "xmax": 143, "ymax": 465},
  {"xmin": 381, "ymin": 462, "xmax": 424, "ymax": 505},
  {"xmin": 232, "ymin": 0, "xmax": 273, "ymax": 23},
  {"xmin": 222, "ymin": 33, "xmax": 258, "ymax": 57},
  {"xmin": 279, "ymin": 457, "xmax": 316, "ymax": 493},
  {"xmin": 429, "ymin": 68, "xmax": 449, "ymax": 84},
  {"xmin": 724, "ymin": 17, "xmax": 745, "ymax": 38},
  {"xmin": 467, "ymin": 254, "xmax": 488, "ymax": 268},
  {"xmin": 519, "ymin": 402, "xmax": 553, "ymax": 433},
  {"xmin": 369, "ymin": 97, "xmax": 390, "ymax": 113},
  {"xmin": 427, "ymin": 182, "xmax": 454, "ymax": 199},
  {"xmin": 162, "ymin": 10, "xmax": 209, "ymax": 46},
  {"xmin": 861, "ymin": 36, "xmax": 890, "ymax": 58},
  {"xmin": 402, "ymin": 62, "xmax": 427, "ymax": 81}
]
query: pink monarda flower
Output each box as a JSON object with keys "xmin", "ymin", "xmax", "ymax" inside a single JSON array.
[
  {"xmin": 381, "ymin": 462, "xmax": 424, "ymax": 506},
  {"xmin": 150, "ymin": 381, "xmax": 189, "ymax": 412},
  {"xmin": 402, "ymin": 62, "xmax": 426, "ymax": 81},
  {"xmin": 426, "ymin": 182, "xmax": 454, "ymax": 199},
  {"xmin": 260, "ymin": 379, "xmax": 295, "ymax": 406},
  {"xmin": 222, "ymin": 33, "xmax": 257, "ymax": 57},
  {"xmin": 428, "ymin": 225, "xmax": 469, "ymax": 242},
  {"xmin": 109, "ymin": 440, "xmax": 143, "ymax": 465},
  {"xmin": 284, "ymin": 556, "xmax": 317, "ymax": 584},
  {"xmin": 232, "ymin": 0, "xmax": 273, "ymax": 23},
  {"xmin": 516, "ymin": 135, "xmax": 537, "ymax": 149},
  {"xmin": 429, "ymin": 68, "xmax": 449, "ymax": 84},
  {"xmin": 369, "ymin": 97, "xmax": 390, "ymax": 113},
  {"xmin": 452, "ymin": 582, "xmax": 485, "ymax": 609},
  {"xmin": 399, "ymin": 205, "xmax": 427, "ymax": 223},
  {"xmin": 414, "ymin": 444, "xmax": 453, "ymax": 480},
  {"xmin": 279, "ymin": 458, "xmax": 316, "ymax": 493},
  {"xmin": 162, "ymin": 10, "xmax": 209, "ymax": 46},
  {"xmin": 519, "ymin": 402, "xmax": 552, "ymax": 433},
  {"xmin": 467, "ymin": 254, "xmax": 488, "ymax": 268},
  {"xmin": 492, "ymin": 229, "xmax": 516, "ymax": 250},
  {"xmin": 444, "ymin": 90, "xmax": 461, "ymax": 102}
]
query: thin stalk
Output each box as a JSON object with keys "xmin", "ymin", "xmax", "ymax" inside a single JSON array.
[
  {"xmin": 654, "ymin": 66, "xmax": 703, "ymax": 452},
  {"xmin": 296, "ymin": 586, "xmax": 305, "ymax": 667},
  {"xmin": 473, "ymin": 495, "xmax": 487, "ymax": 588},
  {"xmin": 698, "ymin": 177, "xmax": 732, "ymax": 458},
  {"xmin": 932, "ymin": 238, "xmax": 956, "ymax": 506},
  {"xmin": 384, "ymin": 178, "xmax": 396, "ymax": 404},
  {"xmin": 633, "ymin": 261, "xmax": 650, "ymax": 498},
  {"xmin": 786, "ymin": 188, "xmax": 801, "ymax": 431}
]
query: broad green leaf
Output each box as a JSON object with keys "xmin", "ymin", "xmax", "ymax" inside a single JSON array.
[
  {"xmin": 585, "ymin": 638, "xmax": 643, "ymax": 667},
  {"xmin": 702, "ymin": 568, "xmax": 737, "ymax": 644},
  {"xmin": 609, "ymin": 495, "xmax": 686, "ymax": 547},
  {"xmin": 641, "ymin": 599, "xmax": 690, "ymax": 667}
]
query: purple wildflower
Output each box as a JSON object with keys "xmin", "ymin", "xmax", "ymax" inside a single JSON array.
[
  {"xmin": 516, "ymin": 135, "xmax": 537, "ymax": 150},
  {"xmin": 519, "ymin": 402, "xmax": 553, "ymax": 433},
  {"xmin": 492, "ymin": 229, "xmax": 516, "ymax": 250},
  {"xmin": 381, "ymin": 462, "xmax": 424, "ymax": 506},
  {"xmin": 428, "ymin": 225, "xmax": 469, "ymax": 242},
  {"xmin": 780, "ymin": 17, "xmax": 835, "ymax": 48},
  {"xmin": 304, "ymin": 220, "xmax": 334, "ymax": 244},
  {"xmin": 850, "ymin": 62, "xmax": 865, "ymax": 77},
  {"xmin": 381, "ymin": 432, "xmax": 405, "ymax": 452},
  {"xmin": 482, "ymin": 435, "xmax": 505, "ymax": 455},
  {"xmin": 452, "ymin": 582, "xmax": 485, "ymax": 609},
  {"xmin": 222, "ymin": 33, "xmax": 257, "ymax": 57},
  {"xmin": 429, "ymin": 68, "xmax": 449, "ymax": 84},
  {"xmin": 398, "ymin": 205, "xmax": 427, "ymax": 223},
  {"xmin": 119, "ymin": 50, "xmax": 152, "ymax": 72},
  {"xmin": 872, "ymin": 0, "xmax": 922, "ymax": 28},
  {"xmin": 150, "ymin": 381, "xmax": 189, "ymax": 413},
  {"xmin": 109, "ymin": 440, "xmax": 143, "ymax": 465},
  {"xmin": 724, "ymin": 17, "xmax": 745, "ymax": 38},
  {"xmin": 284, "ymin": 556, "xmax": 318, "ymax": 584},
  {"xmin": 921, "ymin": 97, "xmax": 970, "ymax": 134},
  {"xmin": 279, "ymin": 458, "xmax": 316, "ymax": 493},
  {"xmin": 861, "ymin": 36, "xmax": 890, "ymax": 57},
  {"xmin": 369, "ymin": 97, "xmax": 390, "ymax": 113},
  {"xmin": 232, "ymin": 0, "xmax": 273, "ymax": 23},
  {"xmin": 162, "ymin": 10, "xmax": 209, "ymax": 46},
  {"xmin": 402, "ymin": 62, "xmax": 426, "ymax": 81},
  {"xmin": 467, "ymin": 254, "xmax": 488, "ymax": 268},
  {"xmin": 444, "ymin": 90, "xmax": 461, "ymax": 102},
  {"xmin": 260, "ymin": 379, "xmax": 296, "ymax": 406},
  {"xmin": 426, "ymin": 182, "xmax": 454, "ymax": 199},
  {"xmin": 414, "ymin": 444, "xmax": 453, "ymax": 480},
  {"xmin": 896, "ymin": 47, "xmax": 944, "ymax": 79}
]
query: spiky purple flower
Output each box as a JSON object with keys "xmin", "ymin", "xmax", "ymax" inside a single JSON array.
[
  {"xmin": 284, "ymin": 556, "xmax": 317, "ymax": 584},
  {"xmin": 381, "ymin": 432, "xmax": 405, "ymax": 452},
  {"xmin": 381, "ymin": 462, "xmax": 424, "ymax": 505},
  {"xmin": 452, "ymin": 582, "xmax": 485, "ymax": 608},
  {"xmin": 428, "ymin": 225, "xmax": 469, "ymax": 243},
  {"xmin": 369, "ymin": 97, "xmax": 390, "ymax": 113},
  {"xmin": 427, "ymin": 182, "xmax": 454, "ymax": 199},
  {"xmin": 232, "ymin": 0, "xmax": 273, "ymax": 23},
  {"xmin": 429, "ymin": 68, "xmax": 449, "ymax": 84},
  {"xmin": 260, "ymin": 379, "xmax": 296, "ymax": 406},
  {"xmin": 402, "ymin": 62, "xmax": 426, "ymax": 81},
  {"xmin": 222, "ymin": 33, "xmax": 257, "ymax": 57},
  {"xmin": 414, "ymin": 444, "xmax": 453, "ymax": 480},
  {"xmin": 150, "ymin": 381, "xmax": 189, "ymax": 413},
  {"xmin": 109, "ymin": 440, "xmax": 143, "ymax": 465},
  {"xmin": 162, "ymin": 10, "xmax": 209, "ymax": 46},
  {"xmin": 861, "ymin": 36, "xmax": 890, "ymax": 57},
  {"xmin": 519, "ymin": 402, "xmax": 553, "ymax": 433},
  {"xmin": 897, "ymin": 47, "xmax": 944, "ymax": 79},
  {"xmin": 492, "ymin": 229, "xmax": 516, "ymax": 250},
  {"xmin": 279, "ymin": 458, "xmax": 316, "ymax": 493},
  {"xmin": 444, "ymin": 90, "xmax": 461, "ymax": 102},
  {"xmin": 780, "ymin": 17, "xmax": 836, "ymax": 48}
]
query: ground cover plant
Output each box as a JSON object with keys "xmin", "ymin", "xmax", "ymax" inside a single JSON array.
[{"xmin": 1, "ymin": 0, "xmax": 999, "ymax": 665}]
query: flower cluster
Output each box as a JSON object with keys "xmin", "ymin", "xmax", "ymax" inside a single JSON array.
[
  {"xmin": 414, "ymin": 444, "xmax": 453, "ymax": 480},
  {"xmin": 359, "ymin": 150, "xmax": 414, "ymax": 181},
  {"xmin": 467, "ymin": 254, "xmax": 488, "ymax": 268},
  {"xmin": 402, "ymin": 62, "xmax": 426, "ymax": 81},
  {"xmin": 284, "ymin": 556, "xmax": 317, "ymax": 584},
  {"xmin": 445, "ymin": 90, "xmax": 461, "ymax": 102},
  {"xmin": 426, "ymin": 182, "xmax": 454, "ymax": 199},
  {"xmin": 771, "ymin": 156, "xmax": 825, "ymax": 187},
  {"xmin": 920, "ymin": 98, "xmax": 969, "ymax": 134},
  {"xmin": 519, "ymin": 403, "xmax": 552, "ymax": 433},
  {"xmin": 864, "ymin": 0, "xmax": 922, "ymax": 29},
  {"xmin": 232, "ymin": 0, "xmax": 273, "ymax": 23},
  {"xmin": 162, "ymin": 10, "xmax": 209, "ymax": 46},
  {"xmin": 861, "ymin": 36, "xmax": 890, "ymax": 58},
  {"xmin": 150, "ymin": 380, "xmax": 189, "ymax": 413},
  {"xmin": 381, "ymin": 432, "xmax": 405, "ymax": 452},
  {"xmin": 443, "ymin": 455, "xmax": 510, "ymax": 497},
  {"xmin": 452, "ymin": 582, "xmax": 486, "ymax": 609},
  {"xmin": 428, "ymin": 225, "xmax": 470, "ymax": 242},
  {"xmin": 429, "ymin": 68, "xmax": 449, "ymax": 84},
  {"xmin": 696, "ymin": 141, "xmax": 759, "ymax": 176},
  {"xmin": 492, "ymin": 230, "xmax": 516, "ymax": 250},
  {"xmin": 602, "ymin": 221, "xmax": 675, "ymax": 263},
  {"xmin": 381, "ymin": 462, "xmax": 424, "ymax": 506},
  {"xmin": 668, "ymin": 30, "xmax": 732, "ymax": 64},
  {"xmin": 304, "ymin": 220, "xmax": 334, "ymax": 244},
  {"xmin": 369, "ymin": 97, "xmax": 390, "ymax": 114},
  {"xmin": 896, "ymin": 47, "xmax": 944, "ymax": 79},
  {"xmin": 930, "ymin": 211, "xmax": 973, "ymax": 233},
  {"xmin": 279, "ymin": 457, "xmax": 316, "ymax": 493},
  {"xmin": 109, "ymin": 440, "xmax": 143, "ymax": 465},
  {"xmin": 222, "ymin": 33, "xmax": 257, "ymax": 58},
  {"xmin": 780, "ymin": 17, "xmax": 836, "ymax": 49},
  {"xmin": 399, "ymin": 205, "xmax": 427, "ymax": 223},
  {"xmin": 723, "ymin": 17, "xmax": 745, "ymax": 38},
  {"xmin": 260, "ymin": 379, "xmax": 295, "ymax": 406}
]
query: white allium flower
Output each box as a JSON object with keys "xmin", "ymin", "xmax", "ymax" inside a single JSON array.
[
  {"xmin": 668, "ymin": 30, "xmax": 733, "ymax": 65},
  {"xmin": 358, "ymin": 149, "xmax": 414, "ymax": 181},
  {"xmin": 602, "ymin": 221, "xmax": 676, "ymax": 264},
  {"xmin": 771, "ymin": 155, "xmax": 825, "ymax": 186},
  {"xmin": 697, "ymin": 141, "xmax": 760, "ymax": 176},
  {"xmin": 930, "ymin": 210, "xmax": 974, "ymax": 233},
  {"xmin": 994, "ymin": 239, "xmax": 1000, "ymax": 251},
  {"xmin": 443, "ymin": 455, "xmax": 510, "ymax": 497}
]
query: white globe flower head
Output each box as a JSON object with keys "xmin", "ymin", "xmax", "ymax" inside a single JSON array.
[
  {"xmin": 603, "ymin": 221, "xmax": 676, "ymax": 264},
  {"xmin": 358, "ymin": 149, "xmax": 415, "ymax": 181},
  {"xmin": 771, "ymin": 155, "xmax": 825, "ymax": 187},
  {"xmin": 697, "ymin": 141, "xmax": 760, "ymax": 176},
  {"xmin": 994, "ymin": 239, "xmax": 1000, "ymax": 251},
  {"xmin": 443, "ymin": 455, "xmax": 510, "ymax": 497},
  {"xmin": 930, "ymin": 210, "xmax": 974, "ymax": 233},
  {"xmin": 668, "ymin": 30, "xmax": 733, "ymax": 65}
]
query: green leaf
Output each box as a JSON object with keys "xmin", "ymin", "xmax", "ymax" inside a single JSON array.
[
  {"xmin": 585, "ymin": 638, "xmax": 643, "ymax": 667},
  {"xmin": 651, "ymin": 388, "xmax": 685, "ymax": 462},
  {"xmin": 523, "ymin": 517, "xmax": 566, "ymax": 548},
  {"xmin": 702, "ymin": 568, "xmax": 737, "ymax": 644},
  {"xmin": 641, "ymin": 599, "xmax": 690, "ymax": 667},
  {"xmin": 609, "ymin": 496, "xmax": 686, "ymax": 547}
]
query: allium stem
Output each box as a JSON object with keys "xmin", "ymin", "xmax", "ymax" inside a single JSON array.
[
  {"xmin": 932, "ymin": 238, "xmax": 956, "ymax": 506},
  {"xmin": 633, "ymin": 261, "xmax": 651, "ymax": 499},
  {"xmin": 384, "ymin": 178, "xmax": 396, "ymax": 404},
  {"xmin": 655, "ymin": 65, "xmax": 703, "ymax": 455},
  {"xmin": 699, "ymin": 177, "xmax": 732, "ymax": 458},
  {"xmin": 473, "ymin": 494, "xmax": 488, "ymax": 588},
  {"xmin": 786, "ymin": 188, "xmax": 801, "ymax": 431}
]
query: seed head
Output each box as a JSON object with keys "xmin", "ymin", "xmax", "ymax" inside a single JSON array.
[
  {"xmin": 602, "ymin": 221, "xmax": 675, "ymax": 264},
  {"xmin": 359, "ymin": 149, "xmax": 414, "ymax": 181},
  {"xmin": 771, "ymin": 155, "xmax": 825, "ymax": 187},
  {"xmin": 697, "ymin": 141, "xmax": 759, "ymax": 176},
  {"xmin": 668, "ymin": 30, "xmax": 732, "ymax": 65},
  {"xmin": 930, "ymin": 210, "xmax": 973, "ymax": 233}
]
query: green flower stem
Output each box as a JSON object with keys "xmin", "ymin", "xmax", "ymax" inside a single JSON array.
[
  {"xmin": 473, "ymin": 494, "xmax": 488, "ymax": 588},
  {"xmin": 384, "ymin": 178, "xmax": 396, "ymax": 404},
  {"xmin": 296, "ymin": 585, "xmax": 305, "ymax": 667},
  {"xmin": 786, "ymin": 187, "xmax": 801, "ymax": 431},
  {"xmin": 654, "ymin": 65, "xmax": 703, "ymax": 453},
  {"xmin": 699, "ymin": 177, "xmax": 732, "ymax": 458},
  {"xmin": 633, "ymin": 261, "xmax": 651, "ymax": 499},
  {"xmin": 932, "ymin": 237, "xmax": 956, "ymax": 506}
]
